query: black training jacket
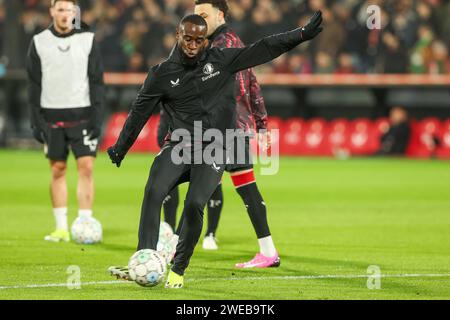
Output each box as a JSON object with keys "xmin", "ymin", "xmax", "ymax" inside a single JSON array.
[{"xmin": 115, "ymin": 27, "xmax": 306, "ymax": 155}]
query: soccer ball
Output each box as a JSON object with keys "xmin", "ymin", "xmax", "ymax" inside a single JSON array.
[
  {"xmin": 159, "ymin": 221, "xmax": 174, "ymax": 243},
  {"xmin": 71, "ymin": 216, "xmax": 102, "ymax": 244},
  {"xmin": 157, "ymin": 238, "xmax": 176, "ymax": 264},
  {"xmin": 128, "ymin": 249, "xmax": 167, "ymax": 287}
]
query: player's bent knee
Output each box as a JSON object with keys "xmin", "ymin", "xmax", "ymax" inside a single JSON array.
[
  {"xmin": 184, "ymin": 198, "xmax": 205, "ymax": 214},
  {"xmin": 144, "ymin": 184, "xmax": 169, "ymax": 203}
]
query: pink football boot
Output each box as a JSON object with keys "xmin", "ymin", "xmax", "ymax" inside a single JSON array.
[{"xmin": 235, "ymin": 252, "xmax": 280, "ymax": 268}]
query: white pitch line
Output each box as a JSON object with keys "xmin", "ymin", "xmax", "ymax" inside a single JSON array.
[
  {"xmin": 1, "ymin": 273, "xmax": 450, "ymax": 290},
  {"xmin": 186, "ymin": 273, "xmax": 450, "ymax": 283},
  {"xmin": 0, "ymin": 280, "xmax": 128, "ymax": 290}
]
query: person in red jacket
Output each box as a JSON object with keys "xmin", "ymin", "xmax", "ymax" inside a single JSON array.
[{"xmin": 193, "ymin": 0, "xmax": 279, "ymax": 267}]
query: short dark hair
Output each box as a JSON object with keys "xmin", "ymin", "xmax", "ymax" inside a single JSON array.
[
  {"xmin": 51, "ymin": 0, "xmax": 77, "ymax": 7},
  {"xmin": 195, "ymin": 0, "xmax": 230, "ymax": 20},
  {"xmin": 180, "ymin": 14, "xmax": 208, "ymax": 29}
]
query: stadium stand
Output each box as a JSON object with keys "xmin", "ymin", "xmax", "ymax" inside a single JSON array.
[
  {"xmin": 1, "ymin": 0, "xmax": 449, "ymax": 153},
  {"xmin": 11, "ymin": 0, "xmax": 450, "ymax": 74}
]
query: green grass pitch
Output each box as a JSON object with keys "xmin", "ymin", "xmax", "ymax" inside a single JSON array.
[{"xmin": 0, "ymin": 150, "xmax": 449, "ymax": 300}]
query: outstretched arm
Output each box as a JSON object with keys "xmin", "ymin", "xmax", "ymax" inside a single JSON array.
[
  {"xmin": 224, "ymin": 11, "xmax": 323, "ymax": 74},
  {"xmin": 108, "ymin": 66, "xmax": 164, "ymax": 167}
]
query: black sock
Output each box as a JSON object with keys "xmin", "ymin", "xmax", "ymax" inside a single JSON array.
[
  {"xmin": 236, "ymin": 182, "xmax": 271, "ymax": 238},
  {"xmin": 163, "ymin": 186, "xmax": 179, "ymax": 231},
  {"xmin": 205, "ymin": 184, "xmax": 223, "ymax": 236}
]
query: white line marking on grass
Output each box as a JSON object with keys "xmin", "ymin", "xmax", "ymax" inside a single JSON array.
[
  {"xmin": 1, "ymin": 274, "xmax": 450, "ymax": 290},
  {"xmin": 186, "ymin": 273, "xmax": 450, "ymax": 283},
  {"xmin": 0, "ymin": 280, "xmax": 128, "ymax": 290}
]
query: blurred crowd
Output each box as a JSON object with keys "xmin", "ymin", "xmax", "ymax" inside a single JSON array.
[
  {"xmin": 0, "ymin": 1, "xmax": 5, "ymax": 71},
  {"xmin": 4, "ymin": 0, "xmax": 450, "ymax": 74}
]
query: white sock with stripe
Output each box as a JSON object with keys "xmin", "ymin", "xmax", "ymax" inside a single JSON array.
[{"xmin": 53, "ymin": 207, "xmax": 68, "ymax": 231}]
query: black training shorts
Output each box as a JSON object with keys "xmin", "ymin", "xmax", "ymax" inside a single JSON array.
[
  {"xmin": 44, "ymin": 122, "xmax": 98, "ymax": 161},
  {"xmin": 225, "ymin": 135, "xmax": 253, "ymax": 173}
]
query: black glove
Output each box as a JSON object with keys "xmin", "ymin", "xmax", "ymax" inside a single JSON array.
[
  {"xmin": 107, "ymin": 145, "xmax": 125, "ymax": 168},
  {"xmin": 300, "ymin": 11, "xmax": 323, "ymax": 41},
  {"xmin": 31, "ymin": 126, "xmax": 47, "ymax": 144}
]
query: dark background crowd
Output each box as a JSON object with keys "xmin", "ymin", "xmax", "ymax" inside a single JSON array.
[
  {"xmin": 1, "ymin": 0, "xmax": 449, "ymax": 74},
  {"xmin": 0, "ymin": 0, "xmax": 449, "ymax": 144}
]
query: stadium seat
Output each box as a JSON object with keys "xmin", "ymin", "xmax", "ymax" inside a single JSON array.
[
  {"xmin": 130, "ymin": 114, "xmax": 160, "ymax": 153},
  {"xmin": 280, "ymin": 118, "xmax": 304, "ymax": 155},
  {"xmin": 299, "ymin": 118, "xmax": 328, "ymax": 156},
  {"xmin": 266, "ymin": 116, "xmax": 284, "ymax": 131},
  {"xmin": 324, "ymin": 118, "xmax": 350, "ymax": 156},
  {"xmin": 371, "ymin": 118, "xmax": 390, "ymax": 152},
  {"xmin": 251, "ymin": 116, "xmax": 284, "ymax": 156},
  {"xmin": 436, "ymin": 119, "xmax": 450, "ymax": 159},
  {"xmin": 346, "ymin": 118, "xmax": 374, "ymax": 155},
  {"xmin": 100, "ymin": 112, "xmax": 128, "ymax": 151},
  {"xmin": 101, "ymin": 115, "xmax": 450, "ymax": 159},
  {"xmin": 373, "ymin": 118, "xmax": 390, "ymax": 135},
  {"xmin": 100, "ymin": 112, "xmax": 160, "ymax": 153},
  {"xmin": 406, "ymin": 118, "xmax": 442, "ymax": 158}
]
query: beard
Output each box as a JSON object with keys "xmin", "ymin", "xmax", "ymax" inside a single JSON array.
[{"xmin": 178, "ymin": 45, "xmax": 205, "ymax": 67}]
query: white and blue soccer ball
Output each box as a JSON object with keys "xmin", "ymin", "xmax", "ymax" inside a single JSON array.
[
  {"xmin": 70, "ymin": 216, "xmax": 102, "ymax": 244},
  {"xmin": 157, "ymin": 238, "xmax": 176, "ymax": 264},
  {"xmin": 159, "ymin": 221, "xmax": 174, "ymax": 243},
  {"xmin": 128, "ymin": 249, "xmax": 167, "ymax": 287},
  {"xmin": 157, "ymin": 222, "xmax": 176, "ymax": 264}
]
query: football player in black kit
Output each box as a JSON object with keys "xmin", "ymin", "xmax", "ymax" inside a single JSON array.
[
  {"xmin": 108, "ymin": 12, "xmax": 323, "ymax": 288},
  {"xmin": 160, "ymin": 0, "xmax": 281, "ymax": 268}
]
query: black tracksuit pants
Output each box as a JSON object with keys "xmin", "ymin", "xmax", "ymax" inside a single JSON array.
[{"xmin": 137, "ymin": 144, "xmax": 225, "ymax": 276}]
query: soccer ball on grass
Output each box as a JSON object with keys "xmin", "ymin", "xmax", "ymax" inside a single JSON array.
[
  {"xmin": 71, "ymin": 216, "xmax": 102, "ymax": 244},
  {"xmin": 128, "ymin": 249, "xmax": 167, "ymax": 287}
]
